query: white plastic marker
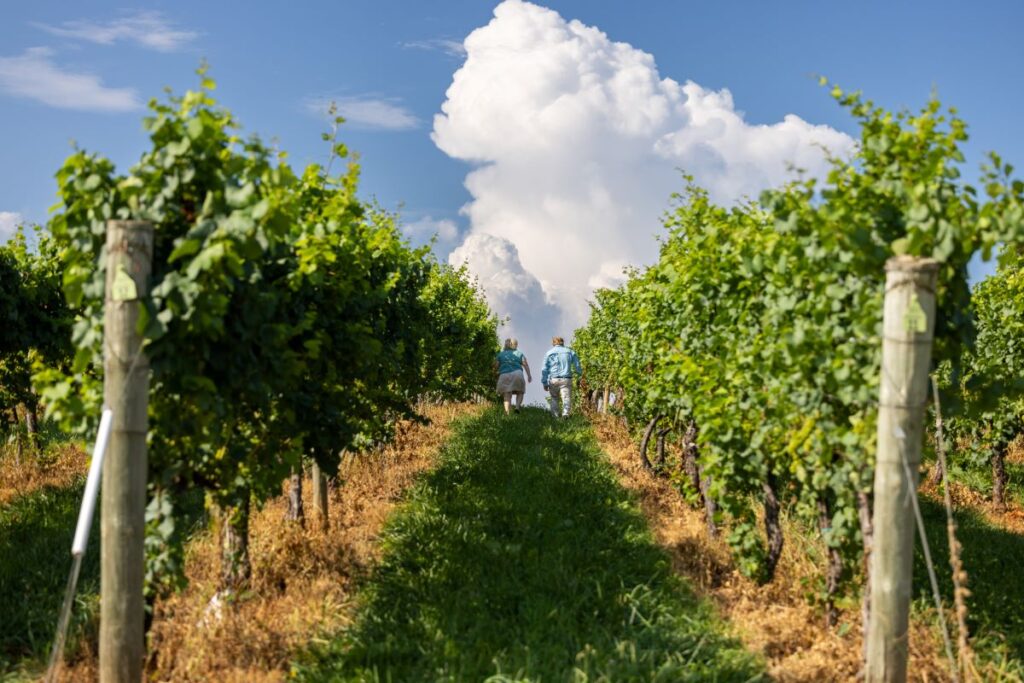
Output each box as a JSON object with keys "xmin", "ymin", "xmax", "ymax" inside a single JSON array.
[
  {"xmin": 71, "ymin": 407, "xmax": 114, "ymax": 556},
  {"xmin": 46, "ymin": 408, "xmax": 114, "ymax": 683}
]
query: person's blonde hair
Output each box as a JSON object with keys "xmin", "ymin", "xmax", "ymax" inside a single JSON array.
[
  {"xmin": 503, "ymin": 338, "xmax": 514, "ymax": 350},
  {"xmin": 509, "ymin": 338, "xmax": 518, "ymax": 350},
  {"xmin": 552, "ymin": 336, "xmax": 564, "ymax": 346}
]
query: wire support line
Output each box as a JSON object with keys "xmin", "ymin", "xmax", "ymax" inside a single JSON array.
[
  {"xmin": 931, "ymin": 376, "xmax": 975, "ymax": 681},
  {"xmin": 898, "ymin": 439, "xmax": 959, "ymax": 682},
  {"xmin": 883, "ymin": 282, "xmax": 937, "ymax": 296},
  {"xmin": 881, "ymin": 336, "xmax": 935, "ymax": 346},
  {"xmin": 876, "ymin": 402, "xmax": 929, "ymax": 410}
]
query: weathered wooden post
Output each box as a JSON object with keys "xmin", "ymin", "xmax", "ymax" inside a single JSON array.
[
  {"xmin": 865, "ymin": 256, "xmax": 939, "ymax": 682},
  {"xmin": 25, "ymin": 404, "xmax": 38, "ymax": 438},
  {"xmin": 602, "ymin": 387, "xmax": 610, "ymax": 414},
  {"xmin": 100, "ymin": 220, "xmax": 153, "ymax": 683},
  {"xmin": 311, "ymin": 462, "xmax": 329, "ymax": 530},
  {"xmin": 286, "ymin": 469, "xmax": 304, "ymax": 523}
]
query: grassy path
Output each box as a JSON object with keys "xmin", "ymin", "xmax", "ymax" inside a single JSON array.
[{"xmin": 295, "ymin": 407, "xmax": 764, "ymax": 682}]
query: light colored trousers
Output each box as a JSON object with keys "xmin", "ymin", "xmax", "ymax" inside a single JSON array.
[{"xmin": 547, "ymin": 377, "xmax": 572, "ymax": 417}]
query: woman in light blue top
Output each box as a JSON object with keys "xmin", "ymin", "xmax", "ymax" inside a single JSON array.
[{"xmin": 494, "ymin": 338, "xmax": 532, "ymax": 415}]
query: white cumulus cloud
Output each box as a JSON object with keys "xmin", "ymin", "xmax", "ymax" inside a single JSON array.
[
  {"xmin": 449, "ymin": 233, "xmax": 560, "ymax": 358},
  {"xmin": 401, "ymin": 216, "xmax": 462, "ymax": 252},
  {"xmin": 0, "ymin": 47, "xmax": 141, "ymax": 112},
  {"xmin": 34, "ymin": 11, "xmax": 198, "ymax": 52},
  {"xmin": 438, "ymin": 0, "xmax": 855, "ymax": 402},
  {"xmin": 0, "ymin": 212, "xmax": 24, "ymax": 244}
]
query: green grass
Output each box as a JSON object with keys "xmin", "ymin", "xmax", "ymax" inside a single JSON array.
[
  {"xmin": 0, "ymin": 477, "xmax": 99, "ymax": 678},
  {"xmin": 0, "ymin": 457, "xmax": 206, "ymax": 680},
  {"xmin": 914, "ymin": 448, "xmax": 1024, "ymax": 673},
  {"xmin": 945, "ymin": 459, "xmax": 1024, "ymax": 509},
  {"xmin": 913, "ymin": 496, "xmax": 1024, "ymax": 675},
  {"xmin": 294, "ymin": 407, "xmax": 764, "ymax": 682},
  {"xmin": 1008, "ymin": 460, "xmax": 1024, "ymax": 506}
]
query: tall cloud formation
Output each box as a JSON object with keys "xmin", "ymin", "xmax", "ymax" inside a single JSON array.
[
  {"xmin": 450, "ymin": 233, "xmax": 561, "ymax": 336},
  {"xmin": 438, "ymin": 0, "xmax": 854, "ymax": 402}
]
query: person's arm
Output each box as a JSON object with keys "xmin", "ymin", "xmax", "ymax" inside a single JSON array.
[
  {"xmin": 493, "ymin": 358, "xmax": 499, "ymax": 374},
  {"xmin": 541, "ymin": 353, "xmax": 550, "ymax": 387},
  {"xmin": 522, "ymin": 356, "xmax": 532, "ymax": 382}
]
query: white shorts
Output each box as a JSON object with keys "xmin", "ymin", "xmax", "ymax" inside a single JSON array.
[{"xmin": 496, "ymin": 370, "xmax": 526, "ymax": 394}]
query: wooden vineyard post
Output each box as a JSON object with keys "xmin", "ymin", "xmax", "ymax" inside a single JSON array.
[
  {"xmin": 286, "ymin": 470, "xmax": 304, "ymax": 523},
  {"xmin": 312, "ymin": 462, "xmax": 329, "ymax": 530},
  {"xmin": 100, "ymin": 220, "xmax": 153, "ymax": 683},
  {"xmin": 865, "ymin": 256, "xmax": 939, "ymax": 683}
]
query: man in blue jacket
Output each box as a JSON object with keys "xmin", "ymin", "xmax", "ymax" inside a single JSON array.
[{"xmin": 541, "ymin": 336, "xmax": 583, "ymax": 418}]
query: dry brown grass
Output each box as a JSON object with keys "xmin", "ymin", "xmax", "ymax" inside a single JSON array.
[
  {"xmin": 589, "ymin": 414, "xmax": 950, "ymax": 683},
  {"xmin": 1005, "ymin": 435, "xmax": 1024, "ymax": 465},
  {"xmin": 0, "ymin": 442, "xmax": 88, "ymax": 507},
  {"xmin": 61, "ymin": 402, "xmax": 480, "ymax": 683},
  {"xmin": 918, "ymin": 433, "xmax": 1024, "ymax": 536},
  {"xmin": 919, "ymin": 478, "xmax": 1024, "ymax": 536}
]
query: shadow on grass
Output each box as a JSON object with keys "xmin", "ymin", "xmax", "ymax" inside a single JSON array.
[
  {"xmin": 296, "ymin": 408, "xmax": 763, "ymax": 682},
  {"xmin": 0, "ymin": 475, "xmax": 207, "ymax": 677},
  {"xmin": 0, "ymin": 479, "xmax": 99, "ymax": 674},
  {"xmin": 914, "ymin": 497, "xmax": 1024, "ymax": 664}
]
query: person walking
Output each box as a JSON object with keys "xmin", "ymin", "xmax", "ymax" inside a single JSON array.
[
  {"xmin": 541, "ymin": 336, "xmax": 582, "ymax": 418},
  {"xmin": 494, "ymin": 338, "xmax": 531, "ymax": 415}
]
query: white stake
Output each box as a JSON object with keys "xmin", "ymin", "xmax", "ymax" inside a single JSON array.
[
  {"xmin": 71, "ymin": 408, "xmax": 114, "ymax": 557},
  {"xmin": 46, "ymin": 407, "xmax": 116, "ymax": 683}
]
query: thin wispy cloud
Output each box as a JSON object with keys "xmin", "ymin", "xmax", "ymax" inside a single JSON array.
[
  {"xmin": 34, "ymin": 11, "xmax": 198, "ymax": 52},
  {"xmin": 0, "ymin": 47, "xmax": 140, "ymax": 112},
  {"xmin": 400, "ymin": 38, "xmax": 467, "ymax": 58},
  {"xmin": 305, "ymin": 96, "xmax": 419, "ymax": 131}
]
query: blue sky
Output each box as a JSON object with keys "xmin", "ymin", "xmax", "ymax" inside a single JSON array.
[
  {"xmin": 1, "ymin": 2, "xmax": 1022, "ymax": 401},
  {"xmin": 2, "ymin": 2, "xmax": 1021, "ymax": 237}
]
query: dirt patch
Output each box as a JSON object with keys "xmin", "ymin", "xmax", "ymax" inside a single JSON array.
[
  {"xmin": 590, "ymin": 413, "xmax": 949, "ymax": 682},
  {"xmin": 0, "ymin": 442, "xmax": 88, "ymax": 507},
  {"xmin": 60, "ymin": 402, "xmax": 479, "ymax": 682}
]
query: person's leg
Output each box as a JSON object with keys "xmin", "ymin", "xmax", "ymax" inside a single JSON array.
[
  {"xmin": 514, "ymin": 391, "xmax": 524, "ymax": 409},
  {"xmin": 558, "ymin": 380, "xmax": 572, "ymax": 417},
  {"xmin": 503, "ymin": 392, "xmax": 512, "ymax": 415},
  {"xmin": 547, "ymin": 384, "xmax": 560, "ymax": 416}
]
